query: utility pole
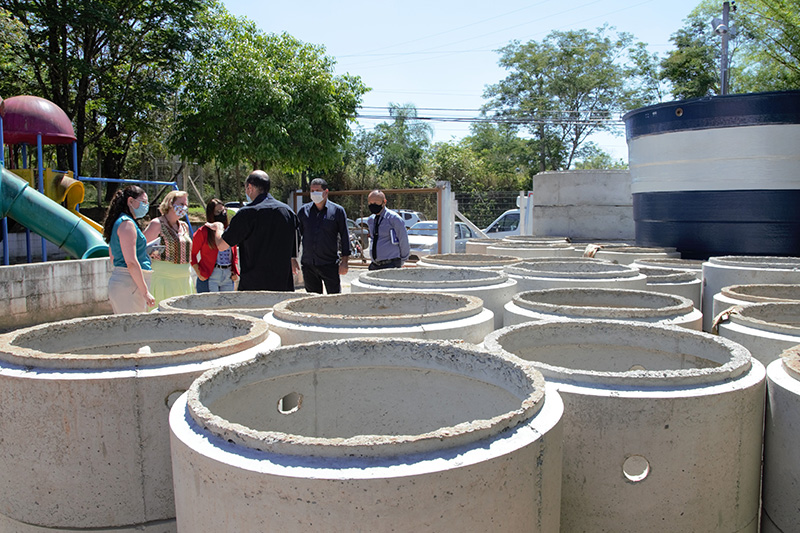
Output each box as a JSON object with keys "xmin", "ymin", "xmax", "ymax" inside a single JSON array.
[{"xmin": 720, "ymin": 1, "xmax": 730, "ymax": 95}]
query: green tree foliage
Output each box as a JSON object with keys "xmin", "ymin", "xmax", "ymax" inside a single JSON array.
[
  {"xmin": 660, "ymin": 1, "xmax": 799, "ymax": 99},
  {"xmin": 1, "ymin": 0, "xmax": 207, "ymax": 173},
  {"xmin": 572, "ymin": 141, "xmax": 627, "ymax": 170},
  {"xmin": 461, "ymin": 122, "xmax": 537, "ymax": 189},
  {"xmin": 169, "ymin": 6, "xmax": 367, "ymax": 175},
  {"xmin": 368, "ymin": 103, "xmax": 433, "ymax": 188},
  {"xmin": 485, "ymin": 26, "xmax": 653, "ymax": 170},
  {"xmin": 0, "ymin": 7, "xmax": 32, "ymax": 97},
  {"xmin": 743, "ymin": 0, "xmax": 800, "ymax": 87}
]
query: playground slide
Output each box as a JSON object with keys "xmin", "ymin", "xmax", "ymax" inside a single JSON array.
[{"xmin": 0, "ymin": 166, "xmax": 108, "ymax": 259}]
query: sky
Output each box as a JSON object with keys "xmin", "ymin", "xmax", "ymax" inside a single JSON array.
[{"xmin": 222, "ymin": 0, "xmax": 709, "ymax": 162}]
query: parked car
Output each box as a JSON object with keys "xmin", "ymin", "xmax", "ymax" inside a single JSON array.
[
  {"xmin": 407, "ymin": 221, "xmax": 478, "ymax": 261},
  {"xmin": 224, "ymin": 201, "xmax": 244, "ymax": 216},
  {"xmin": 355, "ymin": 209, "xmax": 425, "ymax": 229},
  {"xmin": 483, "ymin": 209, "xmax": 520, "ymax": 238}
]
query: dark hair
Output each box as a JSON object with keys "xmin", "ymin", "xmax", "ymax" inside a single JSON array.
[
  {"xmin": 310, "ymin": 178, "xmax": 328, "ymax": 190},
  {"xmin": 103, "ymin": 185, "xmax": 145, "ymax": 243},
  {"xmin": 205, "ymin": 198, "xmax": 226, "ymax": 227},
  {"xmin": 246, "ymin": 170, "xmax": 271, "ymax": 195}
]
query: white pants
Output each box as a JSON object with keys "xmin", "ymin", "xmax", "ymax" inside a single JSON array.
[{"xmin": 108, "ymin": 266, "xmax": 152, "ymax": 314}]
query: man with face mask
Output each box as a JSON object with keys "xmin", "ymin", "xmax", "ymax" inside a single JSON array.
[
  {"xmin": 293, "ymin": 178, "xmax": 351, "ymax": 294},
  {"xmin": 207, "ymin": 170, "xmax": 299, "ymax": 291},
  {"xmin": 366, "ymin": 189, "xmax": 410, "ymax": 270}
]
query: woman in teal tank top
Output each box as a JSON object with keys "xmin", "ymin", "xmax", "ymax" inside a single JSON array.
[{"xmin": 103, "ymin": 186, "xmax": 156, "ymax": 313}]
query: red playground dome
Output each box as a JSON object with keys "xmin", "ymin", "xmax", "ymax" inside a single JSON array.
[{"xmin": 2, "ymin": 95, "xmax": 76, "ymax": 145}]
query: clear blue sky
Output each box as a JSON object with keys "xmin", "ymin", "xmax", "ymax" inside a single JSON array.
[{"xmin": 222, "ymin": 0, "xmax": 710, "ymax": 161}]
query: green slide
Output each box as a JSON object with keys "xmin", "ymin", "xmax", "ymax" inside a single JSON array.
[{"xmin": 1, "ymin": 166, "xmax": 109, "ymax": 259}]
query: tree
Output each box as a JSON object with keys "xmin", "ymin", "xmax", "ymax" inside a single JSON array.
[
  {"xmin": 1, "ymin": 0, "xmax": 207, "ymax": 174},
  {"xmin": 0, "ymin": 7, "xmax": 32, "ymax": 97},
  {"xmin": 743, "ymin": 0, "xmax": 800, "ymax": 87},
  {"xmin": 572, "ymin": 142, "xmax": 627, "ymax": 170},
  {"xmin": 485, "ymin": 26, "xmax": 653, "ymax": 170},
  {"xmin": 169, "ymin": 6, "xmax": 367, "ymax": 177},
  {"xmin": 367, "ymin": 103, "xmax": 433, "ymax": 188},
  {"xmin": 660, "ymin": 1, "xmax": 799, "ymax": 99}
]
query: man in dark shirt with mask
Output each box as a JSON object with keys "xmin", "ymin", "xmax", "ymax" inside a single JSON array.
[
  {"xmin": 207, "ymin": 170, "xmax": 298, "ymax": 291},
  {"xmin": 293, "ymin": 178, "xmax": 350, "ymax": 293}
]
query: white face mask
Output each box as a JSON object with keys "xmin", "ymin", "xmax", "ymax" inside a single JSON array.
[
  {"xmin": 245, "ymin": 192, "xmax": 252, "ymax": 203},
  {"xmin": 310, "ymin": 191, "xmax": 325, "ymax": 204}
]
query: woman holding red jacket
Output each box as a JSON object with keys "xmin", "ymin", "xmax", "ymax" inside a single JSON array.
[{"xmin": 191, "ymin": 198, "xmax": 239, "ymax": 292}]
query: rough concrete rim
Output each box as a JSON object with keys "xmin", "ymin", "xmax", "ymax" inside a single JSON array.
[
  {"xmin": 0, "ymin": 312, "xmax": 269, "ymax": 369},
  {"xmin": 780, "ymin": 344, "xmax": 800, "ymax": 378},
  {"xmin": 483, "ymin": 318, "xmax": 752, "ymax": 387},
  {"xmin": 159, "ymin": 290, "xmax": 312, "ymax": 314},
  {"xmin": 420, "ymin": 252, "xmax": 521, "ymax": 267},
  {"xmin": 707, "ymin": 256, "xmax": 800, "ymax": 270},
  {"xmin": 505, "ymin": 260, "xmax": 643, "ymax": 280},
  {"xmin": 637, "ymin": 266, "xmax": 698, "ymax": 283},
  {"xmin": 511, "ymin": 287, "xmax": 695, "ymax": 319},
  {"xmin": 633, "ymin": 257, "xmax": 704, "ymax": 270},
  {"xmin": 272, "ymin": 291, "xmax": 484, "ymax": 326},
  {"xmin": 728, "ymin": 301, "xmax": 800, "ymax": 336},
  {"xmin": 357, "ymin": 266, "xmax": 509, "ymax": 289},
  {"xmin": 186, "ymin": 338, "xmax": 546, "ymax": 457},
  {"xmin": 720, "ymin": 284, "xmax": 800, "ymax": 303}
]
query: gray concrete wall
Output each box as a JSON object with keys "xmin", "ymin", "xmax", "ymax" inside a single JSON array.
[
  {"xmin": 0, "ymin": 257, "xmax": 112, "ymax": 332},
  {"xmin": 532, "ymin": 170, "xmax": 634, "ymax": 240}
]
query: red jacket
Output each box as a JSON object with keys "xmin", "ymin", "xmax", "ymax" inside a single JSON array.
[{"xmin": 190, "ymin": 226, "xmax": 239, "ymax": 279}]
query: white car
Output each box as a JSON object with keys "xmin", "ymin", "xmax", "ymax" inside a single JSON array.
[
  {"xmin": 355, "ymin": 209, "xmax": 425, "ymax": 229},
  {"xmin": 483, "ymin": 209, "xmax": 520, "ymax": 238},
  {"xmin": 407, "ymin": 221, "xmax": 477, "ymax": 261}
]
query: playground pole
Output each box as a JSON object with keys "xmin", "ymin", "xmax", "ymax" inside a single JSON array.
[{"xmin": 37, "ymin": 134, "xmax": 46, "ymax": 261}]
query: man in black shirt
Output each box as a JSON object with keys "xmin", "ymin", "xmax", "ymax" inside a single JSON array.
[
  {"xmin": 208, "ymin": 170, "xmax": 298, "ymax": 291},
  {"xmin": 294, "ymin": 178, "xmax": 350, "ymax": 293}
]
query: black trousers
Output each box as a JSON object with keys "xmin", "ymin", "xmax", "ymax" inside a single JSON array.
[{"xmin": 302, "ymin": 263, "xmax": 341, "ymax": 294}]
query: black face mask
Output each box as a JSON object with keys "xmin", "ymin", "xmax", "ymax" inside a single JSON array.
[
  {"xmin": 368, "ymin": 203, "xmax": 383, "ymax": 215},
  {"xmin": 214, "ymin": 212, "xmax": 227, "ymax": 224}
]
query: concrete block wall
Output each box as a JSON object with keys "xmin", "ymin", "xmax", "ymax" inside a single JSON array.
[
  {"xmin": 0, "ymin": 257, "xmax": 112, "ymax": 332},
  {"xmin": 2, "ymin": 231, "xmax": 71, "ymax": 263},
  {"xmin": 532, "ymin": 170, "xmax": 634, "ymax": 240}
]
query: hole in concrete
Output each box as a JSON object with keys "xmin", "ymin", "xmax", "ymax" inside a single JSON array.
[
  {"xmin": 278, "ymin": 392, "xmax": 303, "ymax": 415},
  {"xmin": 629, "ymin": 364, "xmax": 646, "ymax": 371},
  {"xmin": 623, "ymin": 455, "xmax": 650, "ymax": 482},
  {"xmin": 165, "ymin": 390, "xmax": 186, "ymax": 409}
]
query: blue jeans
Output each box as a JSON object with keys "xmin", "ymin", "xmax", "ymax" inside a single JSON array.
[{"xmin": 196, "ymin": 266, "xmax": 234, "ymax": 293}]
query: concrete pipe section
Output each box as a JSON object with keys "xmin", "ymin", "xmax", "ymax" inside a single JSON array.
[
  {"xmin": 636, "ymin": 265, "xmax": 702, "ymax": 309},
  {"xmin": 504, "ymin": 259, "xmax": 647, "ymax": 293},
  {"xmin": 503, "ymin": 235, "xmax": 570, "ymax": 243},
  {"xmin": 484, "ymin": 320, "xmax": 766, "ymax": 533},
  {"xmin": 592, "ymin": 246, "xmax": 680, "ymax": 265},
  {"xmin": 701, "ymin": 256, "xmax": 800, "ymax": 332},
  {"xmin": 715, "ymin": 302, "xmax": 800, "ymax": 367},
  {"xmin": 265, "ymin": 292, "xmax": 494, "ymax": 345},
  {"xmin": 159, "ymin": 290, "xmax": 313, "ymax": 319},
  {"xmin": 351, "ymin": 266, "xmax": 517, "ymax": 330},
  {"xmin": 0, "ymin": 312, "xmax": 279, "ymax": 532},
  {"xmin": 713, "ymin": 283, "xmax": 800, "ymax": 325},
  {"xmin": 486, "ymin": 241, "xmax": 577, "ymax": 259},
  {"xmin": 465, "ymin": 238, "xmax": 501, "ymax": 254},
  {"xmin": 504, "ymin": 288, "xmax": 702, "ymax": 330},
  {"xmin": 416, "ymin": 252, "xmax": 521, "ymax": 270},
  {"xmin": 169, "ymin": 338, "xmax": 565, "ymax": 532},
  {"xmin": 762, "ymin": 346, "xmax": 800, "ymax": 533},
  {"xmin": 633, "ymin": 257, "xmax": 704, "ymax": 280}
]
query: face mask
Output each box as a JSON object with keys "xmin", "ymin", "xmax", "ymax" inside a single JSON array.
[
  {"xmin": 310, "ymin": 191, "xmax": 325, "ymax": 204},
  {"xmin": 214, "ymin": 210, "xmax": 227, "ymax": 224},
  {"xmin": 132, "ymin": 199, "xmax": 149, "ymax": 219},
  {"xmin": 245, "ymin": 192, "xmax": 252, "ymax": 203},
  {"xmin": 368, "ymin": 203, "xmax": 383, "ymax": 215},
  {"xmin": 173, "ymin": 204, "xmax": 188, "ymax": 217}
]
